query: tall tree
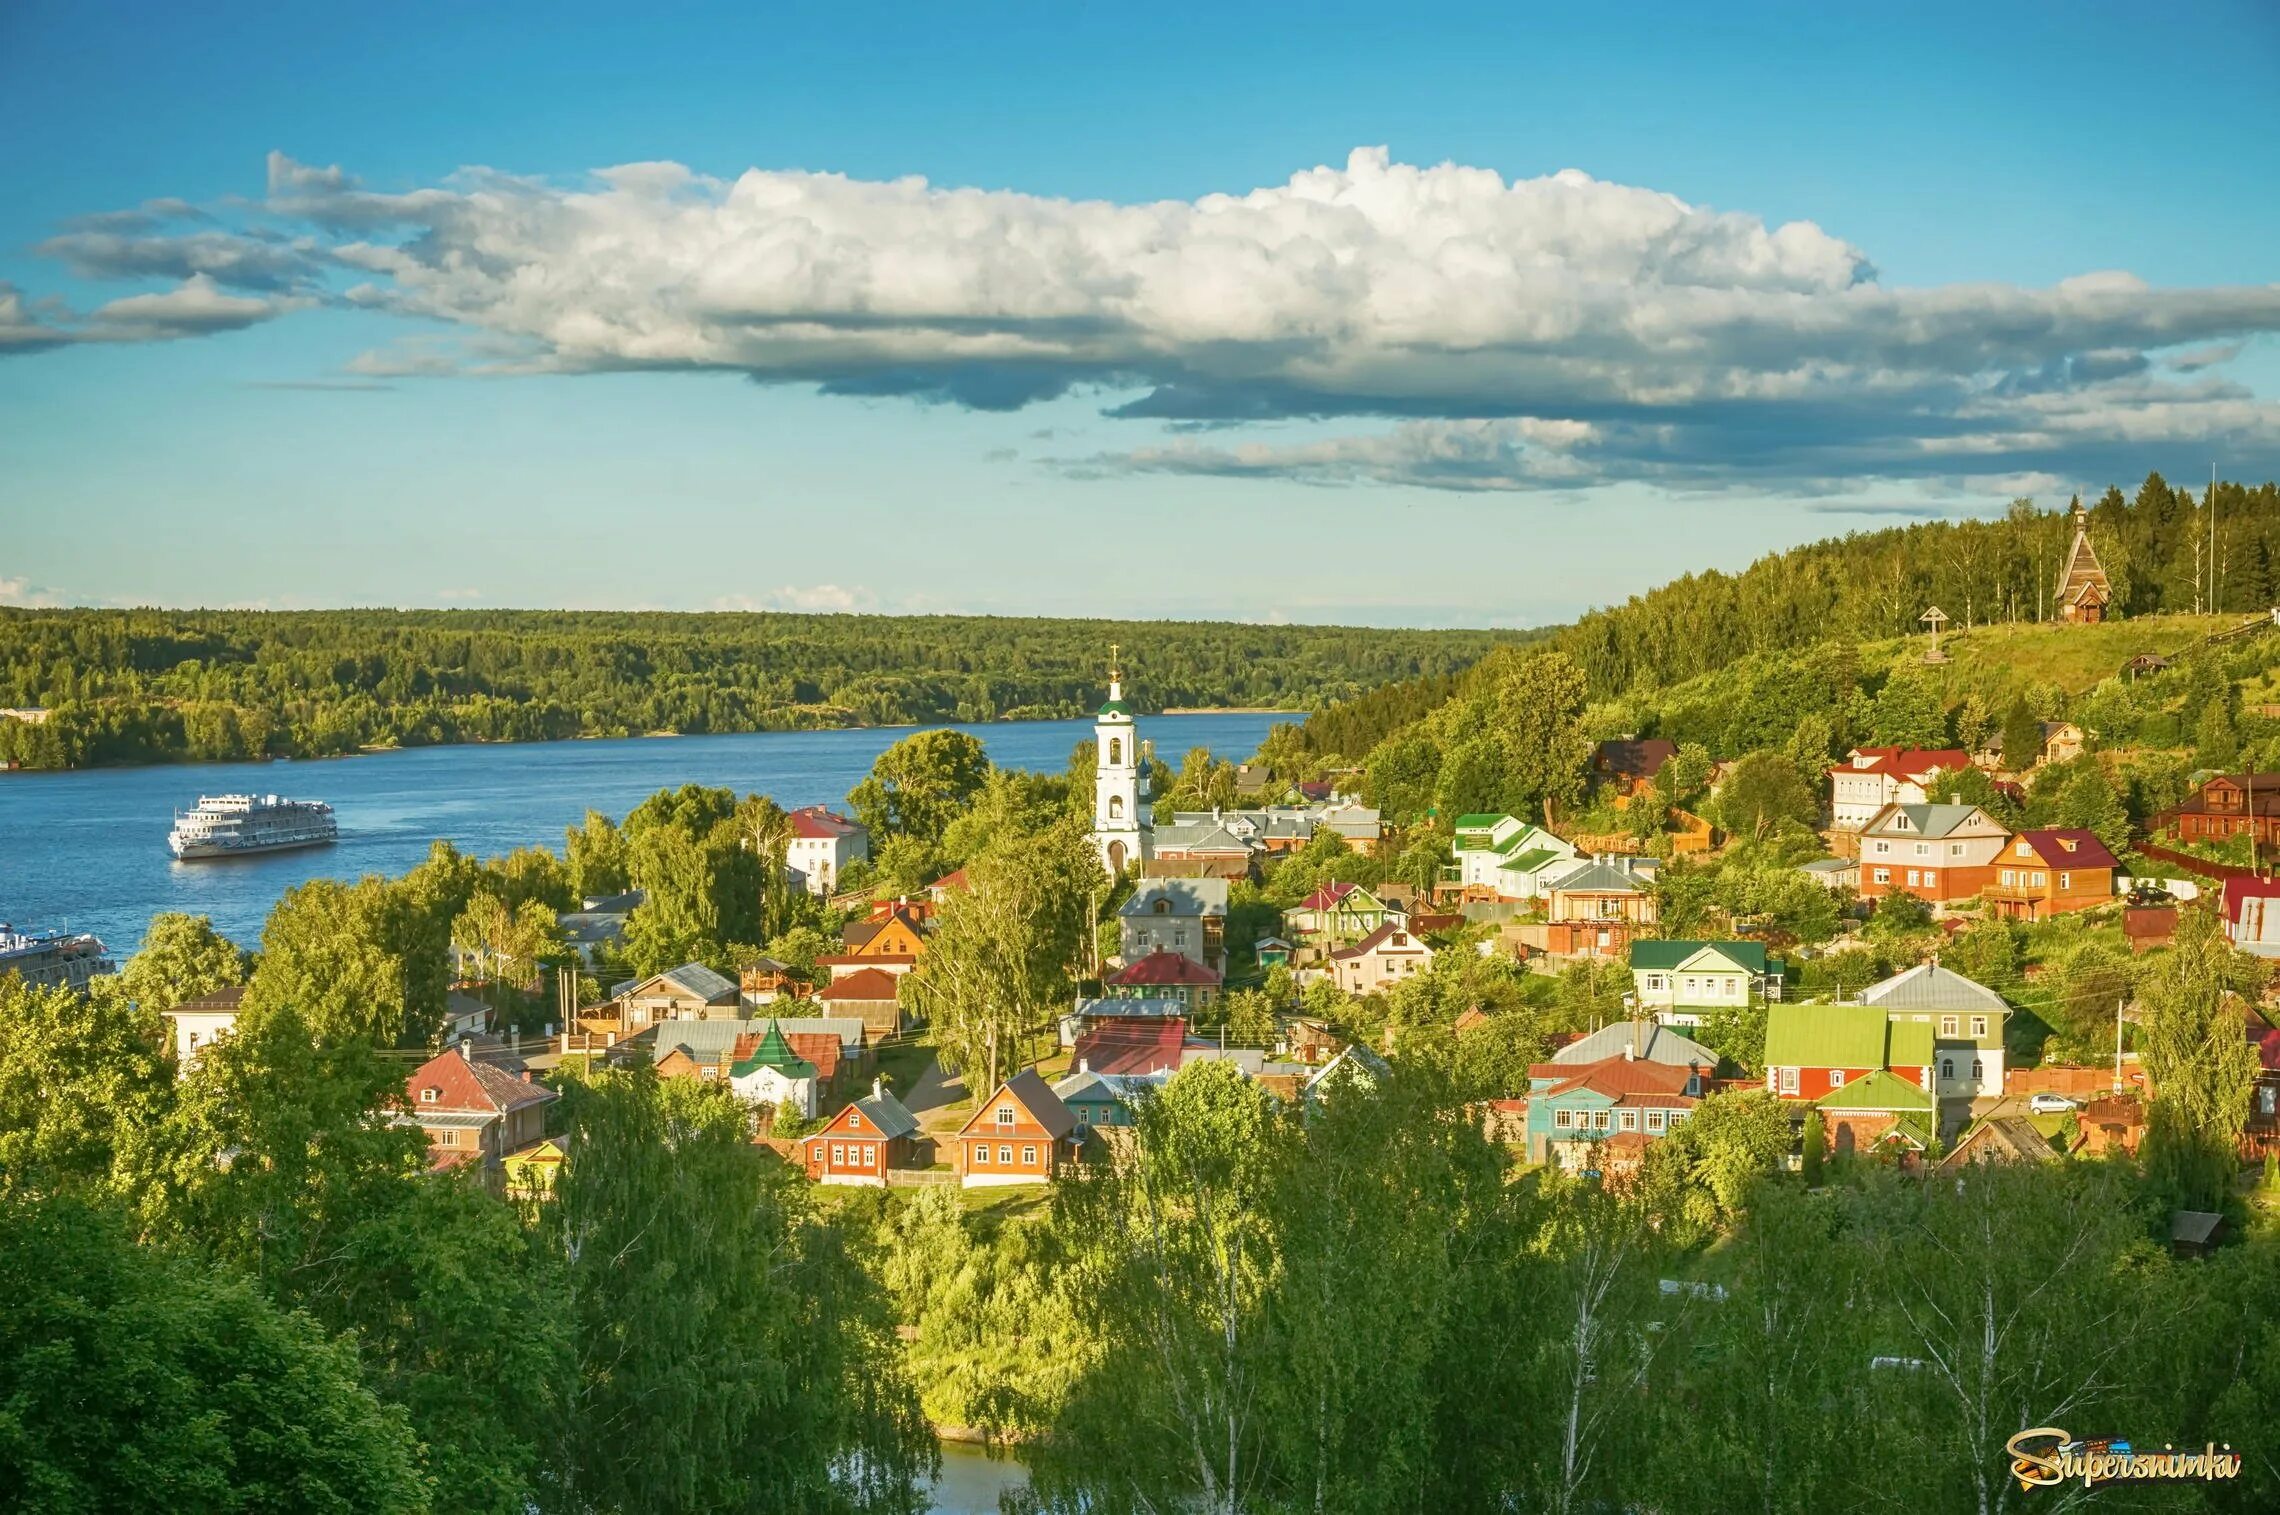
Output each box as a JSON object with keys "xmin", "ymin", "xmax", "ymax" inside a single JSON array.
[
  {"xmin": 908, "ymin": 820, "xmax": 1097, "ymax": 1093},
  {"xmin": 0, "ymin": 1195, "xmax": 430, "ymax": 1513},
  {"xmin": 2137, "ymin": 908, "xmax": 2264, "ymax": 1209},
  {"xmin": 112, "ymin": 912, "xmax": 246, "ymax": 1013},
  {"xmin": 847, "ymin": 728, "xmax": 991, "ymax": 848},
  {"xmin": 545, "ymin": 1069, "xmax": 933, "ymax": 1514}
]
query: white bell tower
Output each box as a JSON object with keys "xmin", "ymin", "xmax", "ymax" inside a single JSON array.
[{"xmin": 1091, "ymin": 644, "xmax": 1151, "ymax": 876}]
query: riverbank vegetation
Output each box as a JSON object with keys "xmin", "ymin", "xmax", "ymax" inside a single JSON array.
[{"xmin": 0, "ymin": 607, "xmax": 1519, "ymax": 769}]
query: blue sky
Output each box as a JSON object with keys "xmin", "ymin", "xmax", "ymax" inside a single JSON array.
[{"xmin": 3, "ymin": 1, "xmax": 2277, "ymax": 626}]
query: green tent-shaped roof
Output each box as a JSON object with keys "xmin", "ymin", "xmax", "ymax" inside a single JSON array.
[
  {"xmin": 731, "ymin": 1020, "xmax": 817, "ymax": 1081},
  {"xmin": 1814, "ymin": 1069, "xmax": 1934, "ymax": 1114}
]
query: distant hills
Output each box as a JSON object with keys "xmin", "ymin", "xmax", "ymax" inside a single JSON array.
[{"xmin": 0, "ymin": 607, "xmax": 1525, "ymax": 770}]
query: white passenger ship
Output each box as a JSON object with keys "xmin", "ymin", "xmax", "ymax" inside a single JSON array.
[{"xmin": 168, "ymin": 794, "xmax": 338, "ymax": 860}]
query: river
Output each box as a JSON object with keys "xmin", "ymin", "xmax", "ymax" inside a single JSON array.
[
  {"xmin": 0, "ymin": 713, "xmax": 1286, "ymax": 954},
  {"xmin": 929, "ymin": 1440, "xmax": 1029, "ymax": 1513}
]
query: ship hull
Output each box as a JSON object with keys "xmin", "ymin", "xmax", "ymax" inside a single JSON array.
[{"xmin": 168, "ymin": 831, "xmax": 338, "ymax": 861}]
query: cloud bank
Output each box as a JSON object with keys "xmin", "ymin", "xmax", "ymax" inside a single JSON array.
[{"xmin": 12, "ymin": 146, "xmax": 2280, "ymax": 491}]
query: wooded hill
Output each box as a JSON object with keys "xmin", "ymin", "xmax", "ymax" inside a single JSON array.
[
  {"xmin": 0, "ymin": 608, "xmax": 1523, "ymax": 769},
  {"xmin": 1292, "ymin": 473, "xmax": 2280, "ymax": 769}
]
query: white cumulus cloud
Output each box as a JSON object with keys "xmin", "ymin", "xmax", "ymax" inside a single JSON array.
[{"xmin": 8, "ymin": 146, "xmax": 2280, "ymax": 490}]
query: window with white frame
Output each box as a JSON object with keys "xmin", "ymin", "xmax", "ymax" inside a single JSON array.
[
  {"xmin": 1619, "ymin": 1109, "xmax": 1638, "ymax": 1130},
  {"xmin": 1940, "ymin": 1015, "xmax": 1959, "ymax": 1035},
  {"xmin": 1778, "ymin": 1067, "xmax": 1800, "ymax": 1094},
  {"xmin": 996, "ymin": 1104, "xmax": 1015, "ymax": 1126},
  {"xmin": 1874, "ymin": 868, "xmax": 1891, "ymax": 884},
  {"xmin": 1914, "ymin": 842, "xmax": 1930, "ymax": 857},
  {"xmin": 1645, "ymin": 1109, "xmax": 1666, "ymax": 1132},
  {"xmin": 998, "ymin": 1145, "xmax": 1012, "ymax": 1165},
  {"xmin": 1970, "ymin": 1016, "xmax": 1988, "ymax": 1038},
  {"xmin": 1829, "ymin": 1070, "xmax": 1846, "ymax": 1088},
  {"xmin": 1554, "ymin": 1109, "xmax": 1573, "ymax": 1129}
]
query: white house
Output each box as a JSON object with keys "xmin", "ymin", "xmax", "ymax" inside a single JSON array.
[
  {"xmin": 1828, "ymin": 747, "xmax": 1972, "ymax": 832},
  {"xmin": 1325, "ymin": 923, "xmax": 1433, "ymax": 994},
  {"xmin": 160, "ymin": 984, "xmax": 245, "ymax": 1075},
  {"xmin": 725, "ymin": 1020, "xmax": 820, "ymax": 1118},
  {"xmin": 1450, "ymin": 814, "xmax": 1578, "ymax": 898},
  {"xmin": 785, "ymin": 806, "xmax": 868, "ymax": 896}
]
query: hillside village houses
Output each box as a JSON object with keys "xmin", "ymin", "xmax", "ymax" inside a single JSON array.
[
  {"xmin": 1627, "ymin": 940, "xmax": 1785, "ymax": 1028},
  {"xmin": 1855, "ymin": 802, "xmax": 2010, "ymax": 906},
  {"xmin": 160, "ymin": 983, "xmax": 245, "ymax": 1073},
  {"xmin": 401, "ymin": 1044, "xmax": 558, "ymax": 1178},
  {"xmin": 1325, "ymin": 922, "xmax": 1434, "ymax": 994},
  {"xmin": 1117, "ymin": 878, "xmax": 1228, "ymax": 976},
  {"xmin": 785, "ymin": 805, "xmax": 868, "ymax": 896},
  {"xmin": 1828, "ymin": 746, "xmax": 1973, "ymax": 834}
]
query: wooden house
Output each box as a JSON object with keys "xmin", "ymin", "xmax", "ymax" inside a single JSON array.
[
  {"xmin": 1983, "ymin": 828, "xmax": 2117, "ymax": 920},
  {"xmin": 2159, "ymin": 773, "xmax": 2280, "ymax": 853},
  {"xmin": 1855, "ymin": 802, "xmax": 2008, "ymax": 905},
  {"xmin": 800, "ymin": 1081, "xmax": 921, "ymax": 1186},
  {"xmin": 957, "ymin": 1070, "xmax": 1080, "ymax": 1187},
  {"xmin": 402, "ymin": 1045, "xmax": 557, "ymax": 1175}
]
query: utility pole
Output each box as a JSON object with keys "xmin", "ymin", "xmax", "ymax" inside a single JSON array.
[
  {"xmin": 2211, "ymin": 462, "xmax": 2220, "ymax": 617},
  {"xmin": 2113, "ymin": 996, "xmax": 2124, "ymax": 1095}
]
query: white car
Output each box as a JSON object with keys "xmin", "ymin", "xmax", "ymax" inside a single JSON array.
[{"xmin": 2027, "ymin": 1093, "xmax": 2078, "ymax": 1115}]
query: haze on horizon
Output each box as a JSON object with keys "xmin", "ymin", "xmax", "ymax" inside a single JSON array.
[{"xmin": 3, "ymin": 1, "xmax": 2278, "ymax": 629}]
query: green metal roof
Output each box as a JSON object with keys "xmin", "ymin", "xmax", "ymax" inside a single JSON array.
[
  {"xmin": 1452, "ymin": 813, "xmax": 1511, "ymax": 830},
  {"xmin": 1097, "ymin": 700, "xmax": 1132, "ymax": 718},
  {"xmin": 1814, "ymin": 1069, "xmax": 1934, "ymax": 1113},
  {"xmin": 1764, "ymin": 1004, "xmax": 1890, "ymax": 1069},
  {"xmin": 1887, "ymin": 1018, "xmax": 1936, "ymax": 1069},
  {"xmin": 730, "ymin": 1020, "xmax": 816, "ymax": 1081},
  {"xmin": 1502, "ymin": 847, "xmax": 1560, "ymax": 874},
  {"xmin": 1628, "ymin": 939, "xmax": 1772, "ymax": 973},
  {"xmin": 1887, "ymin": 1111, "xmax": 1937, "ymax": 1150}
]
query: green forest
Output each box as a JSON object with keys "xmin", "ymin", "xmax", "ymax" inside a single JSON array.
[{"xmin": 0, "ymin": 608, "xmax": 1520, "ymax": 769}]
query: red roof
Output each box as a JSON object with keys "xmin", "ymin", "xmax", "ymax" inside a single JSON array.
[
  {"xmin": 928, "ymin": 868, "xmax": 970, "ymax": 893},
  {"xmin": 1540, "ymin": 1057, "xmax": 1697, "ymax": 1101},
  {"xmin": 1296, "ymin": 881, "xmax": 1364, "ymax": 912},
  {"xmin": 1107, "ymin": 948, "xmax": 1223, "ymax": 988},
  {"xmin": 1833, "ymin": 746, "xmax": 1971, "ymax": 780},
  {"xmin": 1072, "ymin": 1018, "xmax": 1190, "ymax": 1076},
  {"xmin": 405, "ymin": 1047, "xmax": 556, "ymax": 1118},
  {"xmin": 785, "ymin": 1031, "xmax": 843, "ymax": 1084},
  {"xmin": 2247, "ymin": 1024, "xmax": 2280, "ymax": 1074},
  {"xmin": 789, "ymin": 805, "xmax": 862, "ymax": 840},
  {"xmin": 2013, "ymin": 828, "xmax": 2119, "ymax": 871},
  {"xmin": 2219, "ymin": 875, "xmax": 2280, "ymax": 927},
  {"xmin": 816, "ymin": 967, "xmax": 902, "ymax": 1003}
]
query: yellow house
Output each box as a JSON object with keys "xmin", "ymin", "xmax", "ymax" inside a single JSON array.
[{"xmin": 503, "ymin": 1137, "xmax": 566, "ymax": 1201}]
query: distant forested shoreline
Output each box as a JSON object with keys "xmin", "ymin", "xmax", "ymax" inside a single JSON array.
[{"xmin": 0, "ymin": 607, "xmax": 1523, "ymax": 770}]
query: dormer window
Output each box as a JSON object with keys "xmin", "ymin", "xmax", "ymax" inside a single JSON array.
[
  {"xmin": 1154, "ymin": 899, "xmax": 1170, "ymax": 914},
  {"xmin": 419, "ymin": 1088, "xmax": 439, "ymax": 1103}
]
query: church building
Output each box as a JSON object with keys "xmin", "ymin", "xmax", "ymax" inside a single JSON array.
[
  {"xmin": 2054, "ymin": 503, "xmax": 2113, "ymax": 623},
  {"xmin": 1090, "ymin": 649, "xmax": 1153, "ymax": 876}
]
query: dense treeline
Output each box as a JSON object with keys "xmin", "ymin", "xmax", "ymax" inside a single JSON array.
[
  {"xmin": 1284, "ymin": 474, "xmax": 2280, "ymax": 766},
  {"xmin": 0, "ymin": 608, "xmax": 1519, "ymax": 769},
  {"xmin": 1561, "ymin": 474, "xmax": 2280, "ymax": 696}
]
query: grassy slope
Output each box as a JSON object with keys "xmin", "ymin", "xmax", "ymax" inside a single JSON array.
[{"xmin": 1639, "ymin": 612, "xmax": 2242, "ymax": 718}]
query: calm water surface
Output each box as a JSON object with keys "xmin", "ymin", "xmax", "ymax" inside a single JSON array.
[
  {"xmin": 0, "ymin": 713, "xmax": 1284, "ymax": 953},
  {"xmin": 929, "ymin": 1441, "xmax": 1028, "ymax": 1513}
]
